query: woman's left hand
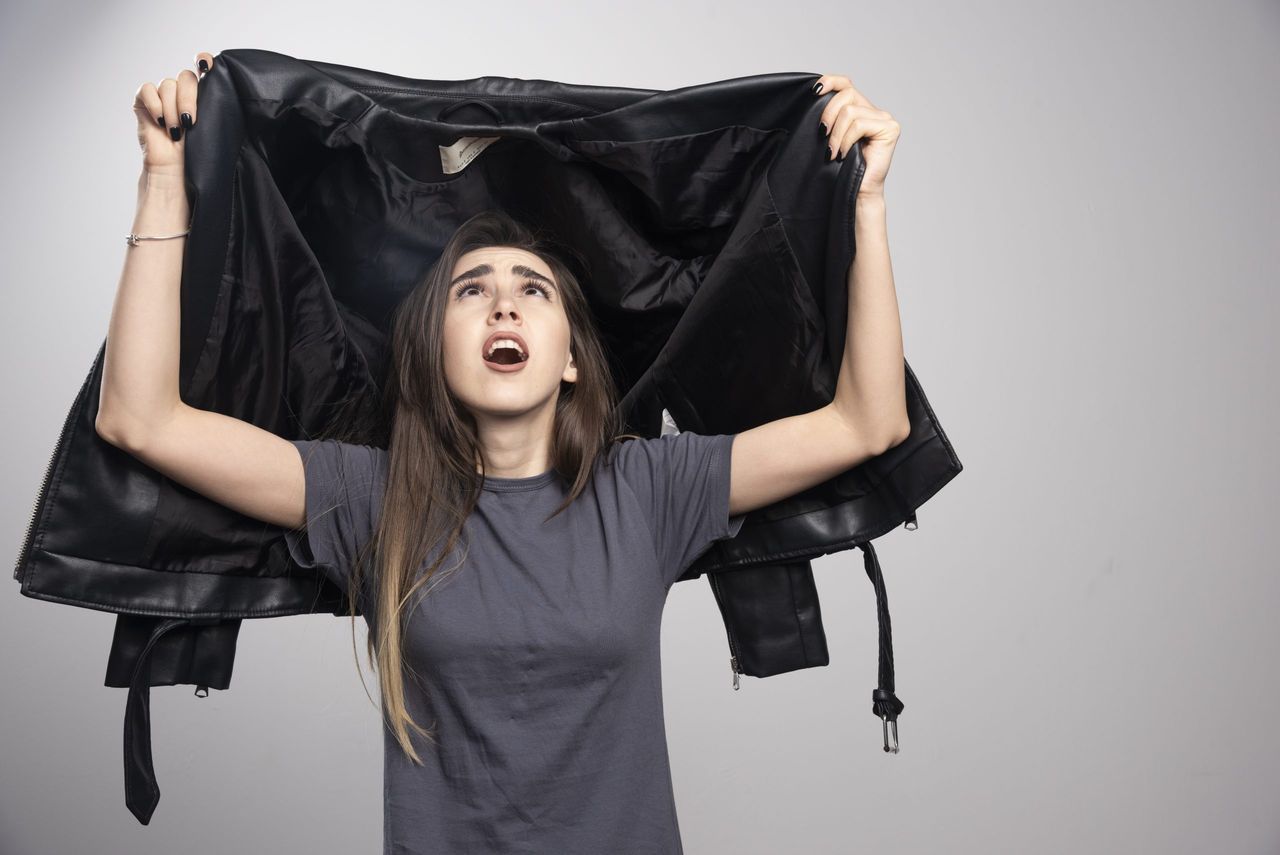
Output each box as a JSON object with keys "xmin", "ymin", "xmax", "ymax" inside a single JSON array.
[{"xmin": 814, "ymin": 74, "xmax": 899, "ymax": 199}]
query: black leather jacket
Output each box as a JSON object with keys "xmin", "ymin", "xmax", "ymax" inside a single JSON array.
[{"xmin": 12, "ymin": 49, "xmax": 962, "ymax": 824}]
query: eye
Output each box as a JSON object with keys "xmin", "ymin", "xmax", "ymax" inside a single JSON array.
[
  {"xmin": 524, "ymin": 281, "xmax": 553, "ymax": 299},
  {"xmin": 453, "ymin": 279, "xmax": 553, "ymax": 300}
]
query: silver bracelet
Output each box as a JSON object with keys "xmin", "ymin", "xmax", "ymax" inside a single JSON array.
[{"xmin": 126, "ymin": 220, "xmax": 193, "ymax": 247}]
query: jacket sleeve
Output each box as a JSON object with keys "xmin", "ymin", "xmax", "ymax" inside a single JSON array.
[
  {"xmin": 610, "ymin": 432, "xmax": 747, "ymax": 589},
  {"xmin": 283, "ymin": 439, "xmax": 387, "ymax": 592}
]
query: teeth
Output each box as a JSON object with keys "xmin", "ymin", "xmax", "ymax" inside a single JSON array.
[{"xmin": 486, "ymin": 338, "xmax": 526, "ymax": 359}]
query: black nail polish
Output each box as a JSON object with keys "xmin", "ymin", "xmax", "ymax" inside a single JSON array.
[
  {"xmin": 820, "ymin": 121, "xmax": 828, "ymax": 135},
  {"xmin": 158, "ymin": 115, "xmax": 165, "ymax": 127},
  {"xmin": 836, "ymin": 151, "xmax": 844, "ymax": 163},
  {"xmin": 181, "ymin": 113, "xmax": 193, "ymax": 130},
  {"xmin": 169, "ymin": 126, "xmax": 181, "ymax": 141},
  {"xmin": 198, "ymin": 59, "xmax": 209, "ymax": 73},
  {"xmin": 812, "ymin": 82, "xmax": 822, "ymax": 94}
]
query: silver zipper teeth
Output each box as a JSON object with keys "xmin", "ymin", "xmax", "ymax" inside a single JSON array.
[
  {"xmin": 708, "ymin": 572, "xmax": 743, "ymax": 691},
  {"xmin": 15, "ymin": 353, "xmax": 99, "ymax": 581}
]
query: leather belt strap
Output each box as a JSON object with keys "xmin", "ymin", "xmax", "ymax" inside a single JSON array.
[
  {"xmin": 860, "ymin": 540, "xmax": 905, "ymax": 753},
  {"xmin": 106, "ymin": 614, "xmax": 238, "ymax": 823}
]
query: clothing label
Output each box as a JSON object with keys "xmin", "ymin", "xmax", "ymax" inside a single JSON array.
[{"xmin": 439, "ymin": 135, "xmax": 502, "ymax": 175}]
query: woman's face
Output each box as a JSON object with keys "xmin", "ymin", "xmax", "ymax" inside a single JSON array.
[{"xmin": 441, "ymin": 246, "xmax": 577, "ymax": 422}]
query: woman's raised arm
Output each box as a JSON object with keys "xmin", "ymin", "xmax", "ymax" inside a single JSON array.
[
  {"xmin": 95, "ymin": 50, "xmax": 308, "ymax": 533},
  {"xmin": 725, "ymin": 73, "xmax": 911, "ymax": 517}
]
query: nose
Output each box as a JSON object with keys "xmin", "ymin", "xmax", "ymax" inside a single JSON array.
[{"xmin": 491, "ymin": 294, "xmax": 519, "ymax": 321}]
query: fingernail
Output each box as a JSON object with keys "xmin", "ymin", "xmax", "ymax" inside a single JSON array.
[
  {"xmin": 819, "ymin": 121, "xmax": 828, "ymax": 135},
  {"xmin": 812, "ymin": 82, "xmax": 823, "ymax": 94},
  {"xmin": 198, "ymin": 59, "xmax": 209, "ymax": 73},
  {"xmin": 181, "ymin": 113, "xmax": 193, "ymax": 130},
  {"xmin": 158, "ymin": 115, "xmax": 165, "ymax": 127},
  {"xmin": 836, "ymin": 151, "xmax": 845, "ymax": 163},
  {"xmin": 170, "ymin": 125, "xmax": 181, "ymax": 141}
]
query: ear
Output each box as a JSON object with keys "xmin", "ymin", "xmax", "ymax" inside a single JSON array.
[{"xmin": 562, "ymin": 350, "xmax": 578, "ymax": 384}]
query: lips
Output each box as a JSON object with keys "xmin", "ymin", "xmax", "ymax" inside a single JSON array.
[{"xmin": 481, "ymin": 330, "xmax": 530, "ymax": 364}]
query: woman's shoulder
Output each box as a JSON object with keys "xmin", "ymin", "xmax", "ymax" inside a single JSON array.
[
  {"xmin": 597, "ymin": 431, "xmax": 711, "ymax": 482},
  {"xmin": 292, "ymin": 438, "xmax": 389, "ymax": 496}
]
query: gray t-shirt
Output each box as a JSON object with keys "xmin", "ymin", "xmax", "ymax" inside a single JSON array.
[{"xmin": 284, "ymin": 430, "xmax": 745, "ymax": 855}]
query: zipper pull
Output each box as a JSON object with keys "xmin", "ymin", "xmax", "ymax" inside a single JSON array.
[
  {"xmin": 194, "ymin": 685, "xmax": 209, "ymax": 698},
  {"xmin": 904, "ymin": 511, "xmax": 918, "ymax": 531},
  {"xmin": 729, "ymin": 656, "xmax": 741, "ymax": 691}
]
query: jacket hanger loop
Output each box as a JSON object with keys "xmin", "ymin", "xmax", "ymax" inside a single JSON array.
[{"xmin": 437, "ymin": 98, "xmax": 504, "ymax": 126}]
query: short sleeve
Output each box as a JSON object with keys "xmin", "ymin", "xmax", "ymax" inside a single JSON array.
[
  {"xmin": 284, "ymin": 439, "xmax": 388, "ymax": 591},
  {"xmin": 609, "ymin": 431, "xmax": 747, "ymax": 589}
]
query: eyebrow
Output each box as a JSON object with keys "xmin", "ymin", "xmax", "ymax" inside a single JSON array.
[{"xmin": 449, "ymin": 263, "xmax": 556, "ymax": 290}]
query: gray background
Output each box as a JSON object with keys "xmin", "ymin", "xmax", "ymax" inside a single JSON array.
[{"xmin": 3, "ymin": 1, "xmax": 1277, "ymax": 853}]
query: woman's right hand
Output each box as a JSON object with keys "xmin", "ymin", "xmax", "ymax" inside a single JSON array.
[{"xmin": 132, "ymin": 51, "xmax": 217, "ymax": 177}]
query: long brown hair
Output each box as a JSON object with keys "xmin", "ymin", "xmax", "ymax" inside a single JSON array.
[{"xmin": 320, "ymin": 210, "xmax": 637, "ymax": 764}]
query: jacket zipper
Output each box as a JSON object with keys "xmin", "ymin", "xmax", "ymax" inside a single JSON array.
[
  {"xmin": 14, "ymin": 349, "xmax": 99, "ymax": 581},
  {"xmin": 707, "ymin": 571, "xmax": 743, "ymax": 690}
]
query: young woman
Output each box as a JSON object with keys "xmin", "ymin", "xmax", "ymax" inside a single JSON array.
[{"xmin": 101, "ymin": 50, "xmax": 909, "ymax": 853}]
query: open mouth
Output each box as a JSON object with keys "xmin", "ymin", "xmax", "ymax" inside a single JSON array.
[{"xmin": 482, "ymin": 336, "xmax": 530, "ymax": 366}]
